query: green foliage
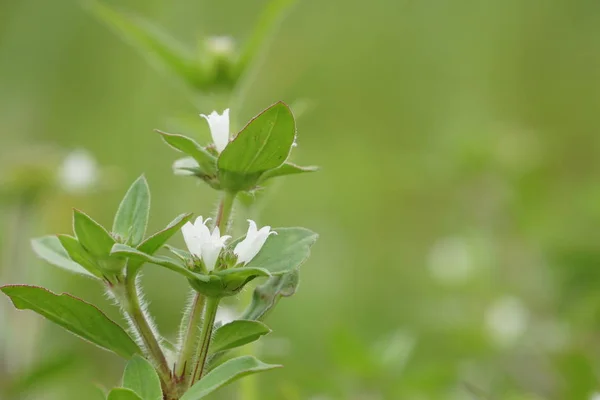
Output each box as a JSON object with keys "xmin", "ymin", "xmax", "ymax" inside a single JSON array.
[
  {"xmin": 112, "ymin": 176, "xmax": 150, "ymax": 246},
  {"xmin": 218, "ymin": 102, "xmax": 296, "ymax": 191},
  {"xmin": 107, "ymin": 388, "xmax": 143, "ymax": 400},
  {"xmin": 181, "ymin": 356, "xmax": 281, "ymax": 400},
  {"xmin": 0, "ymin": 285, "xmax": 140, "ymax": 359},
  {"xmin": 31, "ymin": 236, "xmax": 96, "ymax": 277},
  {"xmin": 122, "ymin": 356, "xmax": 162, "ymax": 400},
  {"xmin": 73, "ymin": 209, "xmax": 116, "ymax": 258},
  {"xmin": 87, "ymin": 1, "xmax": 204, "ymax": 90},
  {"xmin": 157, "ymin": 131, "xmax": 217, "ymax": 176},
  {"xmin": 233, "ymin": 227, "xmax": 318, "ymax": 274},
  {"xmin": 210, "ymin": 320, "xmax": 271, "ymax": 354},
  {"xmin": 240, "ymin": 271, "xmax": 299, "ymax": 321}
]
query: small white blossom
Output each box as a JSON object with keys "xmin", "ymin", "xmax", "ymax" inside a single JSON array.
[
  {"xmin": 206, "ymin": 36, "xmax": 235, "ymax": 56},
  {"xmin": 58, "ymin": 149, "xmax": 98, "ymax": 193},
  {"xmin": 234, "ymin": 220, "xmax": 276, "ymax": 265},
  {"xmin": 485, "ymin": 296, "xmax": 529, "ymax": 348},
  {"xmin": 200, "ymin": 109, "xmax": 230, "ymax": 153},
  {"xmin": 181, "ymin": 216, "xmax": 231, "ymax": 271},
  {"xmin": 590, "ymin": 392, "xmax": 600, "ymax": 400},
  {"xmin": 215, "ymin": 306, "xmax": 237, "ymax": 326}
]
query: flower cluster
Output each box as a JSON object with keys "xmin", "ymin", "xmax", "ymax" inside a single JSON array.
[{"xmin": 181, "ymin": 217, "xmax": 275, "ymax": 272}]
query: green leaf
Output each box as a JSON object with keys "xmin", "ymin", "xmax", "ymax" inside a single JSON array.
[
  {"xmin": 111, "ymin": 244, "xmax": 209, "ymax": 282},
  {"xmin": 87, "ymin": 1, "xmax": 204, "ymax": 90},
  {"xmin": 57, "ymin": 235, "xmax": 102, "ymax": 277},
  {"xmin": 0, "ymin": 285, "xmax": 140, "ymax": 359},
  {"xmin": 31, "ymin": 236, "xmax": 95, "ymax": 277},
  {"xmin": 123, "ymin": 355, "xmax": 162, "ymax": 400},
  {"xmin": 181, "ymin": 356, "xmax": 281, "ymax": 400},
  {"xmin": 240, "ymin": 271, "xmax": 299, "ymax": 321},
  {"xmin": 108, "ymin": 388, "xmax": 143, "ymax": 400},
  {"xmin": 215, "ymin": 267, "xmax": 270, "ymax": 294},
  {"xmin": 138, "ymin": 213, "xmax": 193, "ymax": 255},
  {"xmin": 157, "ymin": 130, "xmax": 216, "ymax": 175},
  {"xmin": 258, "ymin": 162, "xmax": 319, "ymax": 184},
  {"xmin": 218, "ymin": 102, "xmax": 296, "ymax": 191},
  {"xmin": 113, "ymin": 175, "xmax": 150, "ymax": 246},
  {"xmin": 233, "ymin": 227, "xmax": 318, "ymax": 275},
  {"xmin": 210, "ymin": 320, "xmax": 271, "ymax": 354},
  {"xmin": 73, "ymin": 209, "xmax": 115, "ymax": 257}
]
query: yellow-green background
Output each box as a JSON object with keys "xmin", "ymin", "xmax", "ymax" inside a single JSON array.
[{"xmin": 2, "ymin": 0, "xmax": 600, "ymax": 399}]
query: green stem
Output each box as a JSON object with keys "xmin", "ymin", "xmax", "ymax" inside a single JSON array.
[
  {"xmin": 122, "ymin": 270, "xmax": 176, "ymax": 396},
  {"xmin": 176, "ymin": 192, "xmax": 237, "ymax": 390},
  {"xmin": 215, "ymin": 191, "xmax": 236, "ymax": 232},
  {"xmin": 190, "ymin": 296, "xmax": 220, "ymax": 386},
  {"xmin": 174, "ymin": 293, "xmax": 205, "ymax": 383}
]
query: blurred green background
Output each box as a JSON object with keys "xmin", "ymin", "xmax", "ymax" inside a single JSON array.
[{"xmin": 2, "ymin": 0, "xmax": 600, "ymax": 399}]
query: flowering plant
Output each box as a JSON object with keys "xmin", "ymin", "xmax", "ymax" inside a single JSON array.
[{"xmin": 1, "ymin": 102, "xmax": 318, "ymax": 400}]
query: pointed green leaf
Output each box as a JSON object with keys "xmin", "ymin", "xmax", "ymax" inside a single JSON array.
[
  {"xmin": 113, "ymin": 175, "xmax": 150, "ymax": 246},
  {"xmin": 108, "ymin": 388, "xmax": 143, "ymax": 400},
  {"xmin": 240, "ymin": 271, "xmax": 299, "ymax": 321},
  {"xmin": 164, "ymin": 244, "xmax": 191, "ymax": 261},
  {"xmin": 210, "ymin": 320, "xmax": 271, "ymax": 354},
  {"xmin": 122, "ymin": 355, "xmax": 162, "ymax": 400},
  {"xmin": 157, "ymin": 130, "xmax": 216, "ymax": 175},
  {"xmin": 57, "ymin": 235, "xmax": 102, "ymax": 277},
  {"xmin": 87, "ymin": 1, "xmax": 204, "ymax": 89},
  {"xmin": 214, "ymin": 267, "xmax": 270, "ymax": 296},
  {"xmin": 111, "ymin": 244, "xmax": 209, "ymax": 282},
  {"xmin": 230, "ymin": 227, "xmax": 317, "ymax": 275},
  {"xmin": 181, "ymin": 356, "xmax": 281, "ymax": 400},
  {"xmin": 0, "ymin": 285, "xmax": 140, "ymax": 359},
  {"xmin": 218, "ymin": 102, "xmax": 296, "ymax": 191},
  {"xmin": 138, "ymin": 213, "xmax": 193, "ymax": 255},
  {"xmin": 73, "ymin": 209, "xmax": 115, "ymax": 257},
  {"xmin": 31, "ymin": 236, "xmax": 94, "ymax": 277},
  {"xmin": 258, "ymin": 162, "xmax": 319, "ymax": 184}
]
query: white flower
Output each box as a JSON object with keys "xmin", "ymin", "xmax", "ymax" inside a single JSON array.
[
  {"xmin": 181, "ymin": 216, "xmax": 231, "ymax": 271},
  {"xmin": 200, "ymin": 109, "xmax": 230, "ymax": 153},
  {"xmin": 215, "ymin": 306, "xmax": 237, "ymax": 326},
  {"xmin": 590, "ymin": 392, "xmax": 600, "ymax": 400},
  {"xmin": 234, "ymin": 220, "xmax": 276, "ymax": 265},
  {"xmin": 485, "ymin": 296, "xmax": 529, "ymax": 348},
  {"xmin": 58, "ymin": 149, "xmax": 98, "ymax": 193},
  {"xmin": 206, "ymin": 36, "xmax": 235, "ymax": 56}
]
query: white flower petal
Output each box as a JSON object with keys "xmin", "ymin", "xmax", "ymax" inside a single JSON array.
[
  {"xmin": 201, "ymin": 109, "xmax": 230, "ymax": 153},
  {"xmin": 234, "ymin": 221, "xmax": 275, "ymax": 265},
  {"xmin": 181, "ymin": 222, "xmax": 203, "ymax": 258}
]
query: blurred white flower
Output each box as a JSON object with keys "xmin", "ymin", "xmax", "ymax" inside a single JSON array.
[
  {"xmin": 201, "ymin": 109, "xmax": 230, "ymax": 153},
  {"xmin": 215, "ymin": 305, "xmax": 236, "ymax": 326},
  {"xmin": 234, "ymin": 220, "xmax": 276, "ymax": 265},
  {"xmin": 206, "ymin": 36, "xmax": 235, "ymax": 56},
  {"xmin": 58, "ymin": 149, "xmax": 98, "ymax": 193},
  {"xmin": 485, "ymin": 296, "xmax": 529, "ymax": 347},
  {"xmin": 589, "ymin": 392, "xmax": 600, "ymax": 400},
  {"xmin": 427, "ymin": 237, "xmax": 474, "ymax": 285},
  {"xmin": 172, "ymin": 157, "xmax": 199, "ymax": 176},
  {"xmin": 181, "ymin": 216, "xmax": 231, "ymax": 271}
]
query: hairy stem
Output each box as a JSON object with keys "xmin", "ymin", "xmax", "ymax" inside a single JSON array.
[
  {"xmin": 174, "ymin": 293, "xmax": 205, "ymax": 384},
  {"xmin": 190, "ymin": 296, "xmax": 220, "ymax": 386},
  {"xmin": 177, "ymin": 192, "xmax": 236, "ymax": 390},
  {"xmin": 121, "ymin": 270, "xmax": 176, "ymax": 396}
]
